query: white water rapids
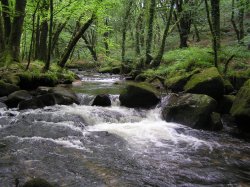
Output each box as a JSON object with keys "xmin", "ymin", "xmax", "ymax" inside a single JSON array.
[{"xmin": 0, "ymin": 72, "xmax": 249, "ymax": 186}]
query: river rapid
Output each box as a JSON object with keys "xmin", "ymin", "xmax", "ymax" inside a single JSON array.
[{"xmin": 0, "ymin": 71, "xmax": 249, "ymax": 187}]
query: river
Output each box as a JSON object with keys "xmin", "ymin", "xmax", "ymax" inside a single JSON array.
[{"xmin": 0, "ymin": 71, "xmax": 249, "ymax": 187}]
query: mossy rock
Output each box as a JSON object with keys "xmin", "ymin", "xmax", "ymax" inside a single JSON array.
[
  {"xmin": 135, "ymin": 74, "xmax": 147, "ymax": 82},
  {"xmin": 23, "ymin": 178, "xmax": 54, "ymax": 187},
  {"xmin": 162, "ymin": 93, "xmax": 217, "ymax": 130},
  {"xmin": 119, "ymin": 82, "xmax": 160, "ymax": 108},
  {"xmin": 230, "ymin": 79, "xmax": 250, "ymax": 132},
  {"xmin": 164, "ymin": 69, "xmax": 201, "ymax": 92},
  {"xmin": 184, "ymin": 67, "xmax": 224, "ymax": 99},
  {"xmin": 0, "ymin": 80, "xmax": 20, "ymax": 97},
  {"xmin": 92, "ymin": 94, "xmax": 111, "ymax": 107},
  {"xmin": 217, "ymin": 95, "xmax": 235, "ymax": 114},
  {"xmin": 228, "ymin": 70, "xmax": 250, "ymax": 90}
]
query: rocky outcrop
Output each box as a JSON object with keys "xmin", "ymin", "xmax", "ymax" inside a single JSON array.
[
  {"xmin": 119, "ymin": 82, "xmax": 160, "ymax": 108},
  {"xmin": 92, "ymin": 94, "xmax": 111, "ymax": 107},
  {"xmin": 0, "ymin": 80, "xmax": 19, "ymax": 97},
  {"xmin": 5, "ymin": 90, "xmax": 32, "ymax": 108},
  {"xmin": 184, "ymin": 67, "xmax": 224, "ymax": 99},
  {"xmin": 230, "ymin": 79, "xmax": 250, "ymax": 132},
  {"xmin": 162, "ymin": 93, "xmax": 217, "ymax": 130}
]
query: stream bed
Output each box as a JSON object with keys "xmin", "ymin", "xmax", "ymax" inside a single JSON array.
[{"xmin": 0, "ymin": 71, "xmax": 249, "ymax": 187}]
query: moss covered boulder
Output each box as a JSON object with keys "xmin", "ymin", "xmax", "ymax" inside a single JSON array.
[
  {"xmin": 162, "ymin": 93, "xmax": 217, "ymax": 130},
  {"xmin": 49, "ymin": 86, "xmax": 79, "ymax": 105},
  {"xmin": 230, "ymin": 79, "xmax": 250, "ymax": 132},
  {"xmin": 164, "ymin": 69, "xmax": 200, "ymax": 92},
  {"xmin": 119, "ymin": 82, "xmax": 160, "ymax": 108},
  {"xmin": 23, "ymin": 178, "xmax": 54, "ymax": 187},
  {"xmin": 0, "ymin": 80, "xmax": 19, "ymax": 97},
  {"xmin": 184, "ymin": 67, "xmax": 224, "ymax": 99}
]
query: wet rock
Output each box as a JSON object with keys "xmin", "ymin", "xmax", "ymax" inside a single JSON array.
[
  {"xmin": 92, "ymin": 94, "xmax": 111, "ymax": 107},
  {"xmin": 217, "ymin": 95, "xmax": 235, "ymax": 114},
  {"xmin": 0, "ymin": 142, "xmax": 6, "ymax": 148},
  {"xmin": 49, "ymin": 86, "xmax": 79, "ymax": 105},
  {"xmin": 36, "ymin": 86, "xmax": 51, "ymax": 95},
  {"xmin": 230, "ymin": 79, "xmax": 250, "ymax": 132},
  {"xmin": 119, "ymin": 82, "xmax": 160, "ymax": 108},
  {"xmin": 210, "ymin": 112, "xmax": 223, "ymax": 131},
  {"xmin": 18, "ymin": 97, "xmax": 44, "ymax": 110},
  {"xmin": 5, "ymin": 90, "xmax": 32, "ymax": 108},
  {"xmin": 162, "ymin": 93, "xmax": 217, "ymax": 130},
  {"xmin": 184, "ymin": 67, "xmax": 224, "ymax": 99},
  {"xmin": 23, "ymin": 178, "xmax": 53, "ymax": 187},
  {"xmin": 228, "ymin": 71, "xmax": 249, "ymax": 90},
  {"xmin": 0, "ymin": 80, "xmax": 19, "ymax": 97}
]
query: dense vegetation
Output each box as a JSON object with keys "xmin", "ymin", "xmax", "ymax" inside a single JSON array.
[{"xmin": 0, "ymin": 0, "xmax": 249, "ymax": 77}]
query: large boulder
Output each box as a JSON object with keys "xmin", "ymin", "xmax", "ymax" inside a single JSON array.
[
  {"xmin": 0, "ymin": 80, "xmax": 19, "ymax": 97},
  {"xmin": 162, "ymin": 93, "xmax": 217, "ymax": 130},
  {"xmin": 92, "ymin": 94, "xmax": 111, "ymax": 107},
  {"xmin": 23, "ymin": 178, "xmax": 53, "ymax": 187},
  {"xmin": 119, "ymin": 82, "xmax": 160, "ymax": 108},
  {"xmin": 230, "ymin": 79, "xmax": 250, "ymax": 132},
  {"xmin": 49, "ymin": 86, "xmax": 79, "ymax": 105},
  {"xmin": 5, "ymin": 90, "xmax": 32, "ymax": 108},
  {"xmin": 164, "ymin": 69, "xmax": 200, "ymax": 92},
  {"xmin": 184, "ymin": 67, "xmax": 224, "ymax": 99}
]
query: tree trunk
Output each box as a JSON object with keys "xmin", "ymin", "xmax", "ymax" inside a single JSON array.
[
  {"xmin": 34, "ymin": 15, "xmax": 40, "ymax": 59},
  {"xmin": 51, "ymin": 21, "xmax": 67, "ymax": 55},
  {"xmin": 82, "ymin": 35, "xmax": 98, "ymax": 61},
  {"xmin": 103, "ymin": 18, "xmax": 110, "ymax": 56},
  {"xmin": 44, "ymin": 0, "xmax": 53, "ymax": 71},
  {"xmin": 151, "ymin": 0, "xmax": 174, "ymax": 67},
  {"xmin": 238, "ymin": 0, "xmax": 245, "ymax": 41},
  {"xmin": 135, "ymin": 13, "xmax": 143, "ymax": 56},
  {"xmin": 145, "ymin": 0, "xmax": 156, "ymax": 65},
  {"xmin": 1, "ymin": 0, "xmax": 11, "ymax": 44},
  {"xmin": 205, "ymin": 0, "xmax": 218, "ymax": 67},
  {"xmin": 38, "ymin": 20, "xmax": 48, "ymax": 61},
  {"xmin": 0, "ymin": 8, "xmax": 5, "ymax": 54},
  {"xmin": 121, "ymin": 0, "xmax": 133, "ymax": 62},
  {"xmin": 58, "ymin": 15, "xmax": 95, "ymax": 68},
  {"xmin": 8, "ymin": 0, "xmax": 27, "ymax": 61},
  {"xmin": 210, "ymin": 0, "xmax": 220, "ymax": 49}
]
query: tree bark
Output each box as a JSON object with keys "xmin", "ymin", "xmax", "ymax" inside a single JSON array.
[
  {"xmin": 103, "ymin": 18, "xmax": 110, "ymax": 56},
  {"xmin": 44, "ymin": 0, "xmax": 53, "ymax": 71},
  {"xmin": 205, "ymin": 0, "xmax": 218, "ymax": 67},
  {"xmin": 121, "ymin": 0, "xmax": 133, "ymax": 62},
  {"xmin": 38, "ymin": 20, "xmax": 48, "ymax": 61},
  {"xmin": 1, "ymin": 0, "xmax": 11, "ymax": 44},
  {"xmin": 58, "ymin": 14, "xmax": 95, "ymax": 68},
  {"xmin": 145, "ymin": 0, "xmax": 156, "ymax": 65},
  {"xmin": 8, "ymin": 0, "xmax": 27, "ymax": 61},
  {"xmin": 51, "ymin": 21, "xmax": 67, "ymax": 55},
  {"xmin": 210, "ymin": 0, "xmax": 220, "ymax": 49},
  {"xmin": 34, "ymin": 15, "xmax": 40, "ymax": 59},
  {"xmin": 135, "ymin": 13, "xmax": 143, "ymax": 56},
  {"xmin": 0, "ymin": 7, "xmax": 5, "ymax": 54}
]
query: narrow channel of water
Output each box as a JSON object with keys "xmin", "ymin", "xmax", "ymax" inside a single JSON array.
[{"xmin": 0, "ymin": 71, "xmax": 249, "ymax": 187}]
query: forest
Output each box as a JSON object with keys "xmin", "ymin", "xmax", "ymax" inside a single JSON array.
[{"xmin": 0, "ymin": 0, "xmax": 250, "ymax": 186}]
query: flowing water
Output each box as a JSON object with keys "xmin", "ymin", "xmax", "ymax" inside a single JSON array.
[{"xmin": 0, "ymin": 71, "xmax": 249, "ymax": 187}]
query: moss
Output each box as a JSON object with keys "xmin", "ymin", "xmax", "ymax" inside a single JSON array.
[
  {"xmin": 124, "ymin": 82, "xmax": 160, "ymax": 96},
  {"xmin": 184, "ymin": 67, "xmax": 224, "ymax": 99}
]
